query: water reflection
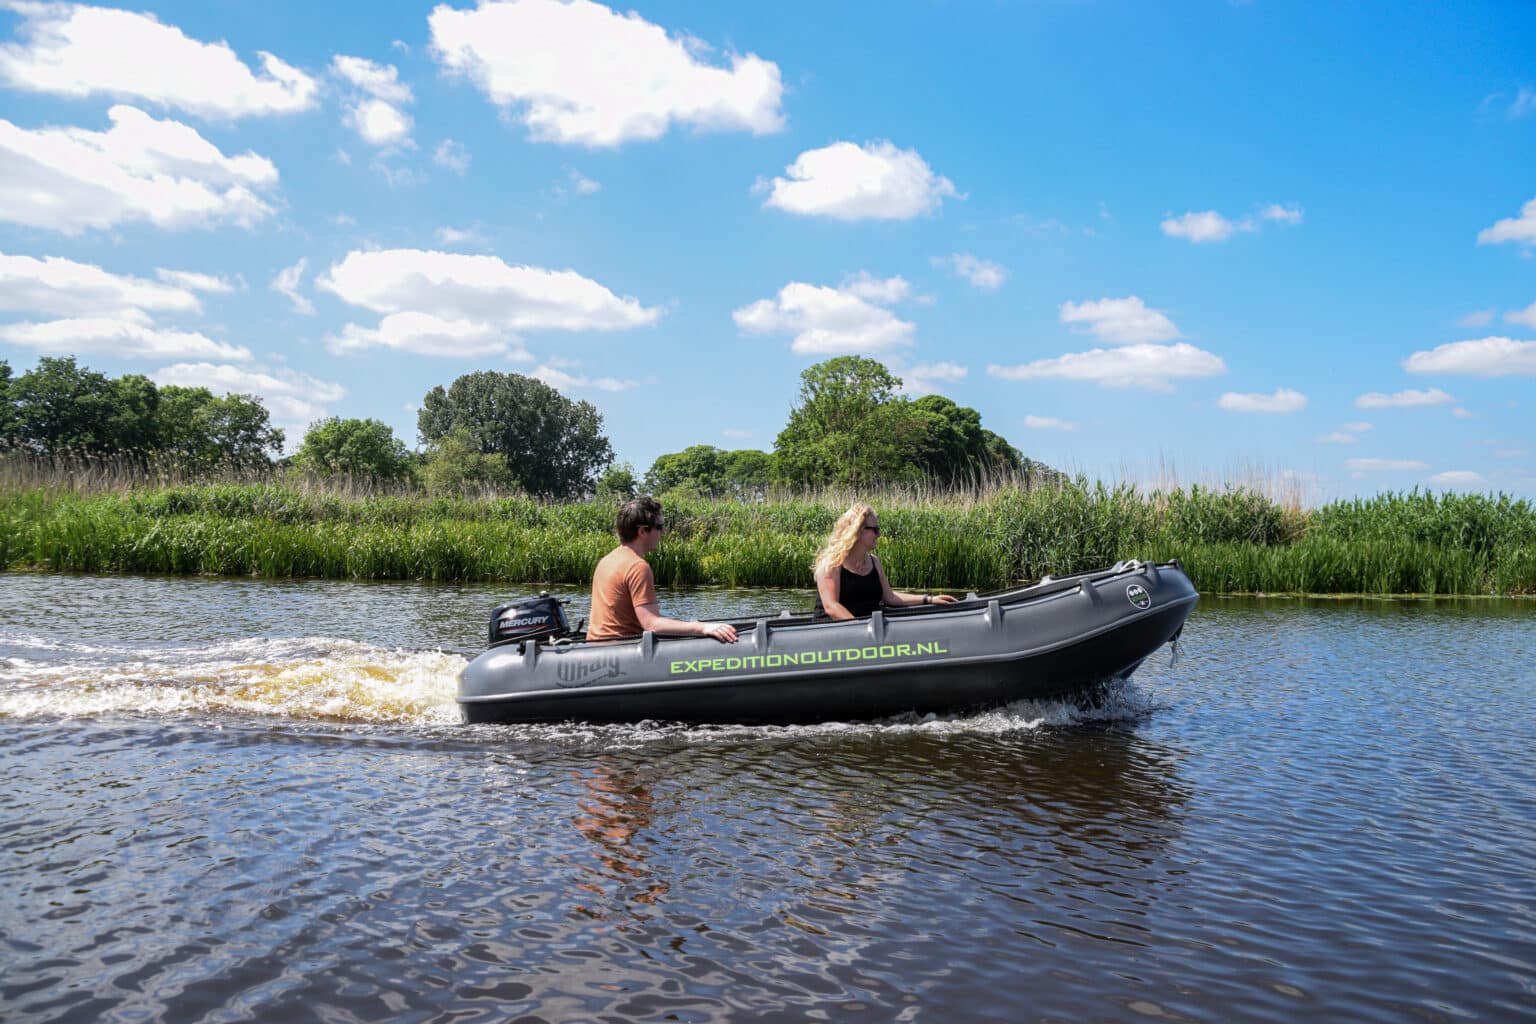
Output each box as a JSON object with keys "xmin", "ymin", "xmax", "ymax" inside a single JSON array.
[{"xmin": 569, "ymin": 760, "xmax": 670, "ymax": 916}]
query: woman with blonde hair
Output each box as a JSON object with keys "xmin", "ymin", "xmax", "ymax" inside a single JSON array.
[{"xmin": 812, "ymin": 502, "xmax": 958, "ymax": 620}]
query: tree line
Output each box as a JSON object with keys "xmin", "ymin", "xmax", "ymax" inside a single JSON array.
[{"xmin": 2, "ymin": 354, "xmax": 1053, "ymax": 497}]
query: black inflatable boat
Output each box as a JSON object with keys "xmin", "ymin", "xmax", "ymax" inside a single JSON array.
[{"xmin": 457, "ymin": 559, "xmax": 1198, "ymax": 725}]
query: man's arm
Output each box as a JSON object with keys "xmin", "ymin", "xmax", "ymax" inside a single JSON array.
[{"xmin": 634, "ymin": 602, "xmax": 738, "ymax": 642}]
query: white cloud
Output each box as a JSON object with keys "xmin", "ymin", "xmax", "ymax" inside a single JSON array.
[
  {"xmin": 986, "ymin": 342, "xmax": 1225, "ymax": 391},
  {"xmin": 1316, "ymin": 431, "xmax": 1359, "ymax": 444},
  {"xmin": 271, "ymin": 258, "xmax": 314, "ymax": 315},
  {"xmin": 532, "ymin": 364, "xmax": 637, "ymax": 392},
  {"xmin": 318, "ymin": 248, "xmax": 660, "ymax": 358},
  {"xmin": 0, "ymin": 313, "xmax": 249, "ymax": 361},
  {"xmin": 733, "ymin": 281, "xmax": 915, "ymax": 355},
  {"xmin": 1344, "ymin": 458, "xmax": 1431, "ymax": 472},
  {"xmin": 329, "ymin": 312, "xmax": 524, "ymax": 359},
  {"xmin": 1454, "ymin": 407, "xmax": 1474, "ymax": 419},
  {"xmin": 721, "ymin": 428, "xmax": 752, "ymax": 440},
  {"xmin": 1160, "ymin": 210, "xmax": 1254, "ymax": 243},
  {"xmin": 1260, "ymin": 203, "xmax": 1304, "ymax": 225},
  {"xmin": 1355, "ymin": 387, "xmax": 1456, "ymax": 408},
  {"xmin": 1024, "ymin": 415, "xmax": 1075, "ymax": 431},
  {"xmin": 0, "ymin": 105, "xmax": 277, "ymax": 234},
  {"xmin": 1059, "ymin": 296, "xmax": 1181, "ymax": 344},
  {"xmin": 1403, "ymin": 337, "xmax": 1536, "ymax": 377},
  {"xmin": 762, "ymin": 140, "xmax": 959, "ymax": 221},
  {"xmin": 1, "ymin": 251, "xmax": 201, "ymax": 316},
  {"xmin": 155, "ymin": 268, "xmax": 236, "ymax": 294},
  {"xmin": 435, "ymin": 225, "xmax": 487, "ymax": 246},
  {"xmin": 331, "ymin": 55, "xmax": 412, "ymax": 104},
  {"xmin": 1477, "ymin": 197, "xmax": 1536, "ymax": 247},
  {"xmin": 1428, "ymin": 470, "xmax": 1484, "ymax": 486},
  {"xmin": 429, "ymin": 0, "xmax": 783, "ymax": 147},
  {"xmin": 897, "ymin": 360, "xmax": 967, "ymax": 396},
  {"xmin": 1341, "ymin": 421, "xmax": 1373, "ymax": 432},
  {"xmin": 152, "ymin": 361, "xmax": 345, "ymax": 440},
  {"xmin": 346, "ymin": 98, "xmax": 414, "ymax": 147},
  {"xmin": 1457, "ymin": 309, "xmax": 1495, "ymax": 327},
  {"xmin": 1502, "ymin": 303, "xmax": 1536, "ymax": 329},
  {"xmin": 907, "ymin": 361, "xmax": 966, "ymax": 382},
  {"xmin": 433, "ymin": 139, "xmax": 471, "ymax": 174},
  {"xmin": 841, "ymin": 272, "xmax": 911, "ymax": 304},
  {"xmin": 1494, "ymin": 448, "xmax": 1528, "ymax": 458},
  {"xmin": 0, "ymin": 3, "xmax": 319, "ymax": 118},
  {"xmin": 1218, "ymin": 388, "xmax": 1307, "ymax": 413},
  {"xmin": 935, "ymin": 253, "xmax": 1006, "ymax": 290},
  {"xmin": 569, "ymin": 170, "xmax": 600, "ymax": 194}
]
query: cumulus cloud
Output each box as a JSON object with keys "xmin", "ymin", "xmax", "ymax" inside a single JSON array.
[
  {"xmin": 429, "ymin": 0, "xmax": 783, "ymax": 147},
  {"xmin": 1059, "ymin": 296, "xmax": 1181, "ymax": 344},
  {"xmin": 1355, "ymin": 387, "xmax": 1456, "ymax": 409},
  {"xmin": 1457, "ymin": 309, "xmax": 1495, "ymax": 327},
  {"xmin": 155, "ymin": 268, "xmax": 236, "ymax": 294},
  {"xmin": 986, "ymin": 342, "xmax": 1225, "ymax": 391},
  {"xmin": 1024, "ymin": 415, "xmax": 1075, "ymax": 431},
  {"xmin": 1, "ymin": 251, "xmax": 201, "ymax": 316},
  {"xmin": 1503, "ymin": 303, "xmax": 1536, "ymax": 329},
  {"xmin": 433, "ymin": 139, "xmax": 471, "ymax": 174},
  {"xmin": 1260, "ymin": 203, "xmax": 1304, "ymax": 225},
  {"xmin": 733, "ymin": 280, "xmax": 915, "ymax": 355},
  {"xmin": 152, "ymin": 361, "xmax": 344, "ymax": 441},
  {"xmin": 840, "ymin": 272, "xmax": 911, "ymax": 304},
  {"xmin": 762, "ymin": 140, "xmax": 959, "ymax": 221},
  {"xmin": 935, "ymin": 253, "xmax": 1006, "ymax": 290},
  {"xmin": 0, "ymin": 313, "xmax": 249, "ymax": 361},
  {"xmin": 0, "ymin": 2, "xmax": 319, "ymax": 118},
  {"xmin": 0, "ymin": 105, "xmax": 278, "ymax": 234},
  {"xmin": 1428, "ymin": 470, "xmax": 1484, "ymax": 486},
  {"xmin": 896, "ymin": 360, "xmax": 967, "ymax": 396},
  {"xmin": 1317, "ymin": 421, "xmax": 1372, "ymax": 444},
  {"xmin": 1345, "ymin": 458, "xmax": 1431, "ymax": 472},
  {"xmin": 333, "ymin": 56, "xmax": 414, "ymax": 147},
  {"xmin": 1403, "ymin": 337, "xmax": 1536, "ymax": 376},
  {"xmin": 1477, "ymin": 197, "xmax": 1536, "ymax": 247},
  {"xmin": 1218, "ymin": 388, "xmax": 1307, "ymax": 413},
  {"xmin": 532, "ymin": 364, "xmax": 637, "ymax": 392},
  {"xmin": 1160, "ymin": 210, "xmax": 1254, "ymax": 243},
  {"xmin": 435, "ymin": 225, "xmax": 487, "ymax": 246},
  {"xmin": 318, "ymin": 248, "xmax": 660, "ymax": 358},
  {"xmin": 271, "ymin": 258, "xmax": 315, "ymax": 315}
]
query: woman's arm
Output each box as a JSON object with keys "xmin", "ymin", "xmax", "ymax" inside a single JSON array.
[
  {"xmin": 873, "ymin": 556, "xmax": 959, "ymax": 607},
  {"xmin": 815, "ymin": 569, "xmax": 856, "ymax": 620}
]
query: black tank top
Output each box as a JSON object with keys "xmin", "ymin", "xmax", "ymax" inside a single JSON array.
[{"xmin": 814, "ymin": 562, "xmax": 884, "ymax": 618}]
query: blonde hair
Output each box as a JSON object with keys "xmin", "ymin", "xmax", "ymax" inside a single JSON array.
[{"xmin": 813, "ymin": 502, "xmax": 875, "ymax": 580}]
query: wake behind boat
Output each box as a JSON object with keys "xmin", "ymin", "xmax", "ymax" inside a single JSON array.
[{"xmin": 457, "ymin": 560, "xmax": 1198, "ymax": 725}]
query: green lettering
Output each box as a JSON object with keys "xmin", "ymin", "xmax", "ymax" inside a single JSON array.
[{"xmin": 896, "ymin": 644, "xmax": 913, "ymax": 657}]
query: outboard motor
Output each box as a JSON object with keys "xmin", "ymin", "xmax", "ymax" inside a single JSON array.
[{"xmin": 489, "ymin": 592, "xmax": 573, "ymax": 647}]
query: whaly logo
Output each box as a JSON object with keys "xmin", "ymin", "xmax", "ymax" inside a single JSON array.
[
  {"xmin": 1126, "ymin": 583, "xmax": 1151, "ymax": 610},
  {"xmin": 555, "ymin": 655, "xmax": 624, "ymax": 687}
]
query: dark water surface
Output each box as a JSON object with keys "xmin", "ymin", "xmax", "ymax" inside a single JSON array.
[{"xmin": 2, "ymin": 574, "xmax": 1533, "ymax": 1023}]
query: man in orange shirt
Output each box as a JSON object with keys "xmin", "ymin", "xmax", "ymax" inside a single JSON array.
[{"xmin": 587, "ymin": 496, "xmax": 739, "ymax": 643}]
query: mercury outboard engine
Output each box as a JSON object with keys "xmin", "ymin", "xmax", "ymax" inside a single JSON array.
[{"xmin": 489, "ymin": 592, "xmax": 575, "ymax": 647}]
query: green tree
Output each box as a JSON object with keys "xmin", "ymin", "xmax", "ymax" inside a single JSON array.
[
  {"xmin": 0, "ymin": 359, "xmax": 14, "ymax": 441},
  {"xmin": 418, "ymin": 426, "xmax": 514, "ymax": 494},
  {"xmin": 773, "ymin": 357, "xmax": 928, "ymax": 487},
  {"xmin": 595, "ymin": 461, "xmax": 638, "ymax": 501},
  {"xmin": 8, "ymin": 357, "xmax": 121, "ymax": 452},
  {"xmin": 417, "ymin": 371, "xmax": 613, "ymax": 498},
  {"xmin": 910, "ymin": 394, "xmax": 1024, "ymax": 482},
  {"xmin": 722, "ymin": 448, "xmax": 775, "ymax": 497},
  {"xmin": 645, "ymin": 444, "xmax": 727, "ymax": 495},
  {"xmin": 154, "ymin": 386, "xmax": 284, "ymax": 468},
  {"xmin": 294, "ymin": 417, "xmax": 412, "ymax": 480}
]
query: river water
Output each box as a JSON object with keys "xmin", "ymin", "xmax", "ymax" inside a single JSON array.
[{"xmin": 1, "ymin": 573, "xmax": 1532, "ymax": 1023}]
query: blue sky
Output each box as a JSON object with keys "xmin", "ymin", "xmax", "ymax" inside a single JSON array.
[{"xmin": 1, "ymin": 0, "xmax": 1533, "ymax": 500}]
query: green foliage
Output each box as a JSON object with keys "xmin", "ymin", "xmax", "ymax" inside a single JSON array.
[
  {"xmin": 418, "ymin": 427, "xmax": 515, "ymax": 495},
  {"xmin": 5, "ymin": 479, "xmax": 1533, "ymax": 595},
  {"xmin": 595, "ymin": 461, "xmax": 638, "ymax": 501},
  {"xmin": 294, "ymin": 417, "xmax": 412, "ymax": 481},
  {"xmin": 772, "ymin": 357, "xmax": 1027, "ymax": 488},
  {"xmin": 153, "ymin": 386, "xmax": 284, "ymax": 468},
  {"xmin": 644, "ymin": 445, "xmax": 776, "ymax": 497},
  {"xmin": 417, "ymin": 371, "xmax": 613, "ymax": 498}
]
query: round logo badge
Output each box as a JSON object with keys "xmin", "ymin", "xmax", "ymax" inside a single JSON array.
[{"xmin": 1126, "ymin": 584, "xmax": 1151, "ymax": 609}]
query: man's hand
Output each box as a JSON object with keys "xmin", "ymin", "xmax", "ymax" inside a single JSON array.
[{"xmin": 701, "ymin": 622, "xmax": 738, "ymax": 643}]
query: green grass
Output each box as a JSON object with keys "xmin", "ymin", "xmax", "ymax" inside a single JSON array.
[{"xmin": 3, "ymin": 476, "xmax": 1532, "ymax": 594}]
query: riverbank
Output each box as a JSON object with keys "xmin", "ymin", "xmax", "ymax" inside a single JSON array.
[{"xmin": 3, "ymin": 481, "xmax": 1533, "ymax": 595}]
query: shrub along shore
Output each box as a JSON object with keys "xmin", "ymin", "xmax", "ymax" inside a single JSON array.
[{"xmin": 2, "ymin": 481, "xmax": 1534, "ymax": 596}]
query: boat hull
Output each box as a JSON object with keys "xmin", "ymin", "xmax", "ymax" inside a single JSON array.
[{"xmin": 459, "ymin": 560, "xmax": 1197, "ymax": 726}]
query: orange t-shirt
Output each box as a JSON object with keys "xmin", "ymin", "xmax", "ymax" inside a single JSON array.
[{"xmin": 587, "ymin": 545, "xmax": 657, "ymax": 640}]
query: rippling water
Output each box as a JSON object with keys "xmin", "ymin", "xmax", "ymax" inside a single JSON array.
[{"xmin": 1, "ymin": 574, "xmax": 1532, "ymax": 1022}]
